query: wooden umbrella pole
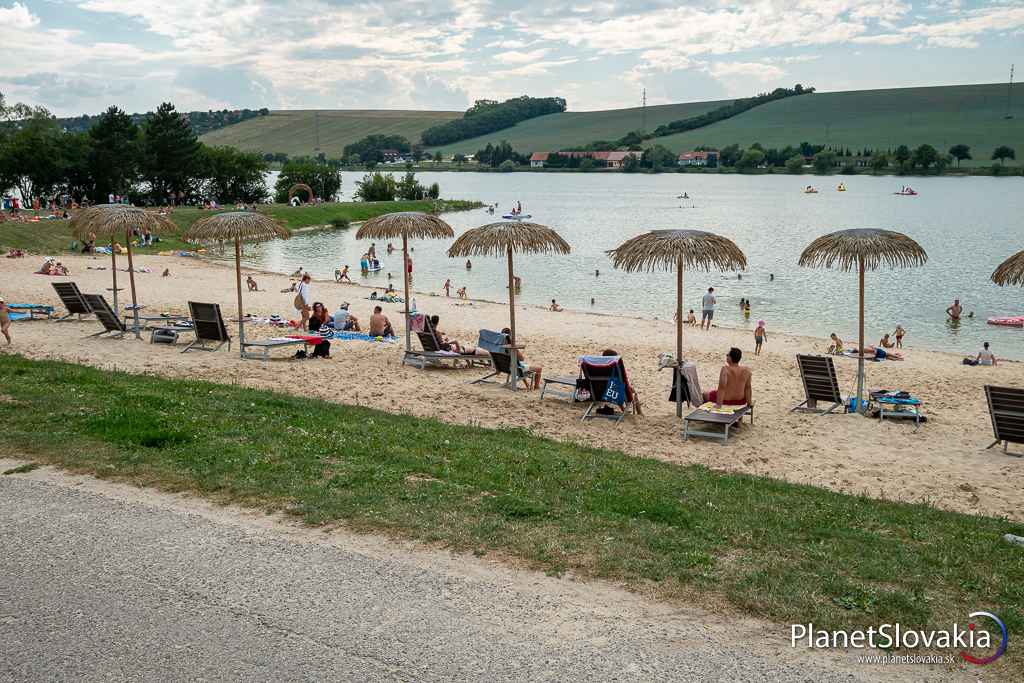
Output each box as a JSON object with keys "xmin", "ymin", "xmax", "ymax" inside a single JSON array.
[
  {"xmin": 402, "ymin": 233, "xmax": 411, "ymax": 353},
  {"xmin": 507, "ymin": 247, "xmax": 518, "ymax": 391},
  {"xmin": 858, "ymin": 258, "xmax": 866, "ymax": 413},
  {"xmin": 676, "ymin": 257, "xmax": 684, "ymax": 418},
  {"xmin": 110, "ymin": 240, "xmax": 118, "ymax": 312},
  {"xmin": 235, "ymin": 239, "xmax": 245, "ymax": 355},
  {"xmin": 125, "ymin": 228, "xmax": 140, "ymax": 339}
]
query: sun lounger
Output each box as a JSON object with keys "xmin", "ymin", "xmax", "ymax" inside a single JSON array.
[
  {"xmin": 540, "ymin": 375, "xmax": 578, "ymax": 402},
  {"xmin": 984, "ymin": 385, "xmax": 1024, "ymax": 455},
  {"xmin": 403, "ymin": 316, "xmax": 488, "ymax": 369},
  {"xmin": 578, "ymin": 355, "xmax": 637, "ymax": 422},
  {"xmin": 52, "ymin": 282, "xmax": 93, "ymax": 321},
  {"xmin": 7, "ymin": 303, "xmax": 54, "ymax": 320},
  {"xmin": 182, "ymin": 302, "xmax": 231, "ymax": 353},
  {"xmin": 240, "ymin": 337, "xmax": 309, "ymax": 361},
  {"xmin": 81, "ymin": 293, "xmax": 127, "ymax": 339},
  {"xmin": 683, "ymin": 403, "xmax": 754, "ymax": 443},
  {"xmin": 471, "ymin": 329, "xmax": 532, "ymax": 388},
  {"xmin": 792, "ymin": 354, "xmax": 847, "ymax": 415}
]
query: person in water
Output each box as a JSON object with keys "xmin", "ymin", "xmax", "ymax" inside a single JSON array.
[
  {"xmin": 465, "ymin": 259, "xmax": 472, "ymax": 270},
  {"xmin": 442, "ymin": 278, "xmax": 451, "ymax": 296},
  {"xmin": 946, "ymin": 299, "xmax": 962, "ymax": 320},
  {"xmin": 894, "ymin": 324, "xmax": 905, "ymax": 349}
]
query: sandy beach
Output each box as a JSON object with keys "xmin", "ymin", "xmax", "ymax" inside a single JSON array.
[{"xmin": 3, "ymin": 252, "xmax": 1023, "ymax": 522}]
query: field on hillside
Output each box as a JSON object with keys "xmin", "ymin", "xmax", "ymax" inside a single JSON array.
[
  {"xmin": 651, "ymin": 83, "xmax": 1024, "ymax": 165},
  {"xmin": 200, "ymin": 110, "xmax": 461, "ymax": 157},
  {"xmin": 430, "ymin": 100, "xmax": 729, "ymax": 155}
]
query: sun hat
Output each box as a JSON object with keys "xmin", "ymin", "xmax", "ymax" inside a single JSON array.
[{"xmin": 757, "ymin": 319, "xmax": 765, "ymax": 327}]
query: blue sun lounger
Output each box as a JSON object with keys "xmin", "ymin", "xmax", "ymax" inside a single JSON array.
[{"xmin": 7, "ymin": 304, "xmax": 54, "ymax": 320}]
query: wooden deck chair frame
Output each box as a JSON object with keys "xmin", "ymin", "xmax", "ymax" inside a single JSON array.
[
  {"xmin": 474, "ymin": 347, "xmax": 535, "ymax": 389},
  {"xmin": 403, "ymin": 315, "xmax": 487, "ymax": 369},
  {"xmin": 52, "ymin": 282, "xmax": 93, "ymax": 322},
  {"xmin": 182, "ymin": 301, "xmax": 231, "ymax": 353},
  {"xmin": 579, "ymin": 358, "xmax": 635, "ymax": 423},
  {"xmin": 81, "ymin": 293, "xmax": 126, "ymax": 338},
  {"xmin": 985, "ymin": 385, "xmax": 1024, "ymax": 456},
  {"xmin": 792, "ymin": 354, "xmax": 846, "ymax": 415}
]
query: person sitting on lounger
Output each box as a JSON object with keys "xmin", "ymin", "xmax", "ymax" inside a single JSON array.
[
  {"xmin": 246, "ymin": 275, "xmax": 258, "ymax": 291},
  {"xmin": 332, "ymin": 302, "xmax": 359, "ymax": 331},
  {"xmin": 369, "ymin": 306, "xmax": 394, "ymax": 338},
  {"xmin": 307, "ymin": 302, "xmax": 332, "ymax": 358},
  {"xmin": 702, "ymin": 347, "xmax": 752, "ymax": 408},
  {"xmin": 828, "ymin": 333, "xmax": 843, "ymax": 354},
  {"xmin": 429, "ymin": 314, "xmax": 464, "ymax": 352},
  {"xmin": 502, "ymin": 327, "xmax": 542, "ymax": 390}
]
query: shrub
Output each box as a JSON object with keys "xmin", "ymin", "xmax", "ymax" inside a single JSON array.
[
  {"xmin": 785, "ymin": 155, "xmax": 805, "ymax": 174},
  {"xmin": 329, "ymin": 217, "xmax": 350, "ymax": 229},
  {"xmin": 354, "ymin": 171, "xmax": 397, "ymax": 201},
  {"xmin": 499, "ymin": 159, "xmax": 516, "ymax": 172}
]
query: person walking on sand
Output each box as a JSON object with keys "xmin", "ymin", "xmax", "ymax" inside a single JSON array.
[
  {"xmin": 0, "ymin": 298, "xmax": 11, "ymax": 344},
  {"xmin": 754, "ymin": 320, "xmax": 767, "ymax": 355},
  {"xmin": 295, "ymin": 273, "xmax": 313, "ymax": 330},
  {"xmin": 946, "ymin": 299, "xmax": 962, "ymax": 320},
  {"xmin": 701, "ymin": 287, "xmax": 716, "ymax": 330},
  {"xmin": 442, "ymin": 278, "xmax": 451, "ymax": 297},
  {"xmin": 337, "ymin": 265, "xmax": 351, "ymax": 283},
  {"xmin": 246, "ymin": 275, "xmax": 258, "ymax": 292}
]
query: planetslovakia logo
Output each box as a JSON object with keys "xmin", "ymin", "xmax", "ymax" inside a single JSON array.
[
  {"xmin": 791, "ymin": 611, "xmax": 1008, "ymax": 666},
  {"xmin": 960, "ymin": 612, "xmax": 1008, "ymax": 665}
]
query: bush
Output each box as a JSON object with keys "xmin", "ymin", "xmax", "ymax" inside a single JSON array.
[
  {"xmin": 354, "ymin": 172, "xmax": 397, "ymax": 201},
  {"xmin": 499, "ymin": 159, "xmax": 516, "ymax": 172},
  {"xmin": 329, "ymin": 217, "xmax": 350, "ymax": 229},
  {"xmin": 785, "ymin": 155, "xmax": 805, "ymax": 174},
  {"xmin": 840, "ymin": 163, "xmax": 858, "ymax": 175},
  {"xmin": 428, "ymin": 182, "xmax": 440, "ymax": 199},
  {"xmin": 579, "ymin": 158, "xmax": 595, "ymax": 172}
]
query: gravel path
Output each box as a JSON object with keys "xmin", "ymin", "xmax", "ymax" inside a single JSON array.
[{"xmin": 0, "ymin": 463, "xmax": 963, "ymax": 682}]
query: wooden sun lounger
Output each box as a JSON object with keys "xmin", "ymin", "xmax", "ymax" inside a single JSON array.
[
  {"xmin": 540, "ymin": 375, "xmax": 578, "ymax": 402},
  {"xmin": 52, "ymin": 282, "xmax": 93, "ymax": 321},
  {"xmin": 792, "ymin": 354, "xmax": 847, "ymax": 415},
  {"xmin": 182, "ymin": 302, "xmax": 231, "ymax": 353},
  {"xmin": 683, "ymin": 405, "xmax": 754, "ymax": 444},
  {"xmin": 403, "ymin": 322, "xmax": 489, "ymax": 370},
  {"xmin": 985, "ymin": 385, "xmax": 1024, "ymax": 456},
  {"xmin": 81, "ymin": 293, "xmax": 127, "ymax": 339}
]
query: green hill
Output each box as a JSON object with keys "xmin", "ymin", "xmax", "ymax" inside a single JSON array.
[
  {"xmin": 200, "ymin": 109, "xmax": 461, "ymax": 158},
  {"xmin": 649, "ymin": 83, "xmax": 1023, "ymax": 165},
  {"xmin": 428, "ymin": 100, "xmax": 729, "ymax": 155}
]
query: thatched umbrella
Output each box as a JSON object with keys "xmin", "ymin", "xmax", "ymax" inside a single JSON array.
[
  {"xmin": 608, "ymin": 230, "xmax": 746, "ymax": 416},
  {"xmin": 71, "ymin": 205, "xmax": 175, "ymax": 338},
  {"xmin": 356, "ymin": 212, "xmax": 455, "ymax": 352},
  {"xmin": 992, "ymin": 250, "xmax": 1024, "ymax": 287},
  {"xmin": 183, "ymin": 211, "xmax": 290, "ymax": 356},
  {"xmin": 448, "ymin": 221, "xmax": 570, "ymax": 346},
  {"xmin": 799, "ymin": 229, "xmax": 927, "ymax": 413}
]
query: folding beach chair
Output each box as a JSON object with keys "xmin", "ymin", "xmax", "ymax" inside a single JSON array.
[
  {"xmin": 81, "ymin": 293, "xmax": 127, "ymax": 339},
  {"xmin": 403, "ymin": 315, "xmax": 487, "ymax": 369},
  {"xmin": 52, "ymin": 282, "xmax": 93, "ymax": 322},
  {"xmin": 473, "ymin": 329, "xmax": 533, "ymax": 388},
  {"xmin": 985, "ymin": 385, "xmax": 1024, "ymax": 455},
  {"xmin": 182, "ymin": 301, "xmax": 231, "ymax": 353},
  {"xmin": 792, "ymin": 354, "xmax": 847, "ymax": 415},
  {"xmin": 578, "ymin": 355, "xmax": 636, "ymax": 422}
]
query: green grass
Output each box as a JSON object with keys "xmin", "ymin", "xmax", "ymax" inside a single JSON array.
[
  {"xmin": 200, "ymin": 110, "xmax": 462, "ymax": 158},
  {"xmin": 430, "ymin": 100, "xmax": 729, "ymax": 155},
  {"xmin": 651, "ymin": 83, "xmax": 1024, "ymax": 165},
  {"xmin": 0, "ymin": 354, "xmax": 1021, "ymax": 672},
  {"xmin": 0, "ymin": 200, "xmax": 481, "ymax": 254}
]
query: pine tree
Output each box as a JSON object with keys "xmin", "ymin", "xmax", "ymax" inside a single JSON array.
[{"xmin": 141, "ymin": 102, "xmax": 201, "ymax": 203}]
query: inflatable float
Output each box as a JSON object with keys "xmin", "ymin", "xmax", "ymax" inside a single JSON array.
[
  {"xmin": 987, "ymin": 316, "xmax": 1024, "ymax": 327},
  {"xmin": 502, "ymin": 213, "xmax": 532, "ymax": 220},
  {"xmin": 836, "ymin": 183, "xmax": 846, "ymax": 192},
  {"xmin": 360, "ymin": 258, "xmax": 383, "ymax": 272},
  {"xmin": 894, "ymin": 190, "xmax": 918, "ymax": 196},
  {"xmin": 803, "ymin": 188, "xmax": 818, "ymax": 194}
]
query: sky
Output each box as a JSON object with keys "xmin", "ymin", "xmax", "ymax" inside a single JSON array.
[{"xmin": 1, "ymin": 0, "xmax": 1021, "ymax": 116}]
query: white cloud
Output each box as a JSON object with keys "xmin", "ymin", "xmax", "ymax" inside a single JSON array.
[
  {"xmin": 707, "ymin": 62, "xmax": 785, "ymax": 81},
  {"xmin": 492, "ymin": 48, "xmax": 550, "ymax": 64},
  {"xmin": 851, "ymin": 33, "xmax": 913, "ymax": 45},
  {"xmin": 0, "ymin": 1, "xmax": 39, "ymax": 29}
]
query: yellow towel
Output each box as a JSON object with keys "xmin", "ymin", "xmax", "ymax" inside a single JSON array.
[{"xmin": 699, "ymin": 402, "xmax": 746, "ymax": 414}]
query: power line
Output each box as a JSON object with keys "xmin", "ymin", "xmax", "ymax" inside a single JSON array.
[{"xmin": 1007, "ymin": 64, "xmax": 1015, "ymax": 120}]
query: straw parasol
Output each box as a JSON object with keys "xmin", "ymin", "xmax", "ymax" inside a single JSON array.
[
  {"xmin": 991, "ymin": 250, "xmax": 1024, "ymax": 287},
  {"xmin": 356, "ymin": 212, "xmax": 455, "ymax": 352},
  {"xmin": 447, "ymin": 221, "xmax": 570, "ymax": 349},
  {"xmin": 71, "ymin": 205, "xmax": 175, "ymax": 338},
  {"xmin": 607, "ymin": 229, "xmax": 747, "ymax": 417},
  {"xmin": 799, "ymin": 228, "xmax": 927, "ymax": 413},
  {"xmin": 183, "ymin": 211, "xmax": 290, "ymax": 356}
]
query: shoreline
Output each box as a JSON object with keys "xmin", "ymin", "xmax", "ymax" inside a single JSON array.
[{"xmin": 3, "ymin": 251, "xmax": 1024, "ymax": 523}]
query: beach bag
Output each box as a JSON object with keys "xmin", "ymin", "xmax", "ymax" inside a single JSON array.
[
  {"xmin": 602, "ymin": 375, "xmax": 625, "ymax": 405},
  {"xmin": 151, "ymin": 328, "xmax": 178, "ymax": 344},
  {"xmin": 293, "ymin": 293, "xmax": 304, "ymax": 311}
]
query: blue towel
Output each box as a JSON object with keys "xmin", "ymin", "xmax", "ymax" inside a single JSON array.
[
  {"xmin": 8, "ymin": 312, "xmax": 31, "ymax": 322},
  {"xmin": 326, "ymin": 330, "xmax": 396, "ymax": 342},
  {"xmin": 8, "ymin": 304, "xmax": 54, "ymax": 312}
]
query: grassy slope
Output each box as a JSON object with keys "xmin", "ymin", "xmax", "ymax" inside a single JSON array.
[
  {"xmin": 429, "ymin": 100, "xmax": 730, "ymax": 155},
  {"xmin": 0, "ymin": 355, "xmax": 1021, "ymax": 674},
  {"xmin": 652, "ymin": 83, "xmax": 1024, "ymax": 165},
  {"xmin": 200, "ymin": 110, "xmax": 461, "ymax": 158},
  {"xmin": 0, "ymin": 200, "xmax": 480, "ymax": 254}
]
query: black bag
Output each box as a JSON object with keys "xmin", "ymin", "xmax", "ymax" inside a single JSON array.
[
  {"xmin": 294, "ymin": 349, "xmax": 307, "ymax": 359},
  {"xmin": 151, "ymin": 328, "xmax": 178, "ymax": 344},
  {"xmin": 668, "ymin": 370, "xmax": 690, "ymax": 403}
]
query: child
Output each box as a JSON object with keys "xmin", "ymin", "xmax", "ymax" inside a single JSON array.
[
  {"xmin": 743, "ymin": 301, "xmax": 751, "ymax": 320},
  {"xmin": 246, "ymin": 275, "xmax": 258, "ymax": 291},
  {"xmin": 686, "ymin": 309, "xmax": 696, "ymax": 326},
  {"xmin": 457, "ymin": 286, "xmax": 467, "ymax": 299},
  {"xmin": 828, "ymin": 333, "xmax": 843, "ymax": 354},
  {"xmin": 894, "ymin": 324, "xmax": 905, "ymax": 349},
  {"xmin": 754, "ymin": 319, "xmax": 767, "ymax": 355},
  {"xmin": 337, "ymin": 265, "xmax": 351, "ymax": 283},
  {"xmin": 0, "ymin": 297, "xmax": 10, "ymax": 344}
]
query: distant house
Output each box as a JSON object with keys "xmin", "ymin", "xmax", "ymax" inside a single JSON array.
[
  {"xmin": 381, "ymin": 149, "xmax": 402, "ymax": 163},
  {"xmin": 594, "ymin": 151, "xmax": 637, "ymax": 168},
  {"xmin": 678, "ymin": 150, "xmax": 719, "ymax": 167},
  {"xmin": 528, "ymin": 150, "xmax": 637, "ymax": 169},
  {"xmin": 530, "ymin": 152, "xmax": 549, "ymax": 168}
]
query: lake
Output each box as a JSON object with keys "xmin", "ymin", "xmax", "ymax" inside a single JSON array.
[{"xmin": 249, "ymin": 171, "xmax": 1024, "ymax": 358}]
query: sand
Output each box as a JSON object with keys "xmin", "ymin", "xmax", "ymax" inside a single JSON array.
[{"xmin": 3, "ymin": 252, "xmax": 1023, "ymax": 522}]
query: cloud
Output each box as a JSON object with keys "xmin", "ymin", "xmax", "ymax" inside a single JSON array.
[
  {"xmin": 0, "ymin": 1, "xmax": 37, "ymax": 29},
  {"xmin": 492, "ymin": 48, "xmax": 550, "ymax": 64},
  {"xmin": 707, "ymin": 62, "xmax": 784, "ymax": 81},
  {"xmin": 851, "ymin": 33, "xmax": 913, "ymax": 45}
]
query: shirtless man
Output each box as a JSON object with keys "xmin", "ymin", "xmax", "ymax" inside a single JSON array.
[
  {"xmin": 702, "ymin": 347, "xmax": 752, "ymax": 407},
  {"xmin": 369, "ymin": 306, "xmax": 394, "ymax": 338},
  {"xmin": 946, "ymin": 298, "xmax": 962, "ymax": 320}
]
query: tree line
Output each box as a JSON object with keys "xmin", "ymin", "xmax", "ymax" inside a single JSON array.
[
  {"xmin": 56, "ymin": 107, "xmax": 270, "ymax": 137},
  {"xmin": 420, "ymin": 96, "xmax": 567, "ymax": 146},
  {"xmin": 0, "ymin": 95, "xmax": 273, "ymax": 205}
]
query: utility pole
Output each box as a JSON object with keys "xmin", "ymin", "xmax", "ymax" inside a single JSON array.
[{"xmin": 314, "ymin": 111, "xmax": 321, "ymax": 155}]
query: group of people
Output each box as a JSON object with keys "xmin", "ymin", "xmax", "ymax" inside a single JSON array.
[
  {"xmin": 35, "ymin": 258, "xmax": 70, "ymax": 276},
  {"xmin": 440, "ymin": 279, "xmax": 468, "ymax": 299}
]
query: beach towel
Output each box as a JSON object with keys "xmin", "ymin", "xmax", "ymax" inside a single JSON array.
[
  {"xmin": 8, "ymin": 311, "xmax": 31, "ymax": 322},
  {"xmin": 697, "ymin": 402, "xmax": 747, "ymax": 414},
  {"xmin": 7, "ymin": 304, "xmax": 54, "ymax": 314}
]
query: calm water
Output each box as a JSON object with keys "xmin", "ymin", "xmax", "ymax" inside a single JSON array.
[{"xmin": 247, "ymin": 172, "xmax": 1024, "ymax": 358}]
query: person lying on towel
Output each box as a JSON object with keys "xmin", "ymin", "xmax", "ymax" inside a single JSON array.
[{"xmin": 702, "ymin": 347, "xmax": 752, "ymax": 408}]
